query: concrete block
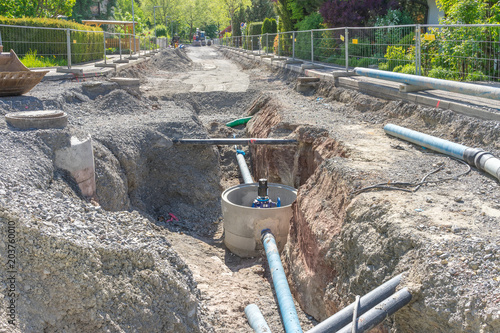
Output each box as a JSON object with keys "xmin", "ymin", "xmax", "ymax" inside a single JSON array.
[
  {"xmin": 301, "ymin": 64, "xmax": 323, "ymax": 70},
  {"xmin": 56, "ymin": 67, "xmax": 83, "ymax": 74},
  {"xmin": 332, "ymin": 71, "xmax": 357, "ymax": 78},
  {"xmin": 297, "ymin": 82, "xmax": 318, "ymax": 92},
  {"xmin": 260, "ymin": 55, "xmax": 273, "ymax": 59},
  {"xmin": 271, "ymin": 57, "xmax": 287, "ymax": 62},
  {"xmin": 113, "ymin": 59, "xmax": 130, "ymax": 64},
  {"xmin": 285, "ymin": 59, "xmax": 303, "ymax": 64},
  {"xmin": 298, "ymin": 77, "xmax": 320, "ymax": 83},
  {"xmin": 95, "ymin": 63, "xmax": 117, "ymax": 69},
  {"xmin": 399, "ymin": 83, "xmax": 432, "ymax": 93}
]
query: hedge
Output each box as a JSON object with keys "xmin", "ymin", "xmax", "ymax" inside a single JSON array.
[
  {"xmin": 246, "ymin": 22, "xmax": 262, "ymax": 50},
  {"xmin": 0, "ymin": 16, "xmax": 104, "ymax": 64}
]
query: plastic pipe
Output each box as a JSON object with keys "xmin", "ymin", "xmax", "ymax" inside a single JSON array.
[
  {"xmin": 336, "ymin": 288, "xmax": 412, "ymax": 333},
  {"xmin": 245, "ymin": 304, "xmax": 272, "ymax": 333},
  {"xmin": 306, "ymin": 274, "xmax": 403, "ymax": 333},
  {"xmin": 384, "ymin": 124, "xmax": 500, "ymax": 181},
  {"xmin": 237, "ymin": 150, "xmax": 254, "ymax": 184},
  {"xmin": 354, "ymin": 67, "xmax": 500, "ymax": 101},
  {"xmin": 172, "ymin": 138, "xmax": 297, "ymax": 145},
  {"xmin": 261, "ymin": 230, "xmax": 303, "ymax": 333}
]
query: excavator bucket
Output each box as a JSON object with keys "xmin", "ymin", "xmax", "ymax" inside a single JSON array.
[{"xmin": 0, "ymin": 49, "xmax": 49, "ymax": 97}]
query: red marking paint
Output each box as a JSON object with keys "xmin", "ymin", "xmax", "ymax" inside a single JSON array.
[
  {"xmin": 436, "ymin": 100, "xmax": 440, "ymax": 108},
  {"xmin": 250, "ymin": 139, "xmax": 256, "ymax": 144}
]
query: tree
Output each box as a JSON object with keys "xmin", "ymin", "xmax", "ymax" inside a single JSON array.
[
  {"xmin": 437, "ymin": 0, "xmax": 500, "ymax": 24},
  {"xmin": 319, "ymin": 0, "xmax": 396, "ymax": 28},
  {"xmin": 72, "ymin": 0, "xmax": 117, "ymax": 23},
  {"xmin": 245, "ymin": 0, "xmax": 274, "ymax": 22},
  {"xmin": 221, "ymin": 0, "xmax": 251, "ymax": 37},
  {"xmin": 0, "ymin": 0, "xmax": 76, "ymax": 18}
]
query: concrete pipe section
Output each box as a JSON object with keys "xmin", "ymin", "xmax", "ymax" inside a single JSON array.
[
  {"xmin": 221, "ymin": 183, "xmax": 297, "ymax": 258},
  {"xmin": 5, "ymin": 110, "xmax": 67, "ymax": 129},
  {"xmin": 54, "ymin": 134, "xmax": 96, "ymax": 198}
]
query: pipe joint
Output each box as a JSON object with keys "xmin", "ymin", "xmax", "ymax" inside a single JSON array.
[
  {"xmin": 474, "ymin": 151, "xmax": 495, "ymax": 172},
  {"xmin": 463, "ymin": 147, "xmax": 483, "ymax": 166}
]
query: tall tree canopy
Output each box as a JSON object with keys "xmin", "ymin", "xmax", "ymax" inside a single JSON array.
[{"xmin": 0, "ymin": 0, "xmax": 76, "ymax": 18}]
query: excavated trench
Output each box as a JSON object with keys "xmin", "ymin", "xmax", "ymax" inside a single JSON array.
[{"xmin": 1, "ymin": 47, "xmax": 499, "ymax": 332}]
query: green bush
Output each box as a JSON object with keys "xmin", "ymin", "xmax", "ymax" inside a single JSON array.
[
  {"xmin": 465, "ymin": 71, "xmax": 487, "ymax": 81},
  {"xmin": 246, "ymin": 22, "xmax": 263, "ymax": 50},
  {"xmin": 392, "ymin": 63, "xmax": 416, "ymax": 74},
  {"xmin": 155, "ymin": 24, "xmax": 167, "ymax": 37},
  {"xmin": 262, "ymin": 18, "xmax": 277, "ymax": 34},
  {"xmin": 428, "ymin": 67, "xmax": 456, "ymax": 80},
  {"xmin": 0, "ymin": 16, "xmax": 103, "ymax": 64}
]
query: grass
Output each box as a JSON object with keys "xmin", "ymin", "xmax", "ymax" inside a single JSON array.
[{"xmin": 20, "ymin": 50, "xmax": 67, "ymax": 68}]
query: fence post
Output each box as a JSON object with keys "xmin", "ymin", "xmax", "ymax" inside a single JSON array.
[
  {"xmin": 103, "ymin": 31, "xmax": 107, "ymax": 64},
  {"xmin": 415, "ymin": 24, "xmax": 421, "ymax": 76},
  {"xmin": 66, "ymin": 28, "xmax": 72, "ymax": 69},
  {"xmin": 266, "ymin": 33, "xmax": 268, "ymax": 54},
  {"xmin": 292, "ymin": 31, "xmax": 295, "ymax": 59},
  {"xmin": 278, "ymin": 32, "xmax": 280, "ymax": 57},
  {"xmin": 119, "ymin": 33, "xmax": 122, "ymax": 61},
  {"xmin": 311, "ymin": 30, "xmax": 314, "ymax": 63},
  {"xmin": 345, "ymin": 27, "xmax": 349, "ymax": 72}
]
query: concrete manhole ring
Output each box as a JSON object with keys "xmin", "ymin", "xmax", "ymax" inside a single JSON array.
[{"xmin": 5, "ymin": 110, "xmax": 68, "ymax": 129}]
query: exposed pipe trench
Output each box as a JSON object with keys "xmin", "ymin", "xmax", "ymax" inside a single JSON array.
[
  {"xmin": 354, "ymin": 67, "xmax": 500, "ymax": 101},
  {"xmin": 173, "ymin": 138, "xmax": 297, "ymax": 145},
  {"xmin": 384, "ymin": 124, "xmax": 500, "ymax": 182},
  {"xmin": 306, "ymin": 274, "xmax": 403, "ymax": 333}
]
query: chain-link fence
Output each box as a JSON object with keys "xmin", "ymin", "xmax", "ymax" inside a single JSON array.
[{"xmin": 218, "ymin": 24, "xmax": 500, "ymax": 82}]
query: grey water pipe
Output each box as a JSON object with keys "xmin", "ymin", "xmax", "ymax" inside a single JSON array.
[
  {"xmin": 173, "ymin": 138, "xmax": 298, "ymax": 145},
  {"xmin": 261, "ymin": 230, "xmax": 303, "ymax": 333},
  {"xmin": 236, "ymin": 150, "xmax": 254, "ymax": 184},
  {"xmin": 245, "ymin": 304, "xmax": 272, "ymax": 333},
  {"xmin": 336, "ymin": 288, "xmax": 412, "ymax": 333},
  {"xmin": 384, "ymin": 124, "xmax": 500, "ymax": 182},
  {"xmin": 306, "ymin": 274, "xmax": 403, "ymax": 333},
  {"xmin": 354, "ymin": 67, "xmax": 500, "ymax": 101}
]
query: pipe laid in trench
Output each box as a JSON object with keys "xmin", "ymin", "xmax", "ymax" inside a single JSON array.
[
  {"xmin": 173, "ymin": 138, "xmax": 298, "ymax": 145},
  {"xmin": 354, "ymin": 67, "xmax": 500, "ymax": 101},
  {"xmin": 245, "ymin": 304, "xmax": 273, "ymax": 333},
  {"xmin": 236, "ymin": 150, "xmax": 254, "ymax": 184},
  {"xmin": 306, "ymin": 274, "xmax": 403, "ymax": 333},
  {"xmin": 336, "ymin": 288, "xmax": 412, "ymax": 333},
  {"xmin": 261, "ymin": 230, "xmax": 303, "ymax": 333},
  {"xmin": 384, "ymin": 124, "xmax": 500, "ymax": 182}
]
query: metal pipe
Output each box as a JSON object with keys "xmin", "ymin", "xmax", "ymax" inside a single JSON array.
[
  {"xmin": 245, "ymin": 304, "xmax": 272, "ymax": 333},
  {"xmin": 261, "ymin": 230, "xmax": 303, "ymax": 333},
  {"xmin": 336, "ymin": 288, "xmax": 412, "ymax": 333},
  {"xmin": 237, "ymin": 150, "xmax": 254, "ymax": 184},
  {"xmin": 306, "ymin": 274, "xmax": 403, "ymax": 333},
  {"xmin": 384, "ymin": 124, "xmax": 500, "ymax": 181},
  {"xmin": 172, "ymin": 138, "xmax": 298, "ymax": 145},
  {"xmin": 354, "ymin": 67, "xmax": 500, "ymax": 101}
]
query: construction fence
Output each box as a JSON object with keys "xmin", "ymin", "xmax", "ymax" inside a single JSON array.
[
  {"xmin": 0, "ymin": 24, "xmax": 163, "ymax": 68},
  {"xmin": 217, "ymin": 24, "xmax": 500, "ymax": 82}
]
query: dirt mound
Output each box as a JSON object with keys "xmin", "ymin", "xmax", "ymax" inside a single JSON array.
[{"xmin": 150, "ymin": 48, "xmax": 193, "ymax": 72}]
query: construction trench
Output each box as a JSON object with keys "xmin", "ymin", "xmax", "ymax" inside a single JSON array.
[{"xmin": 0, "ymin": 46, "xmax": 499, "ymax": 332}]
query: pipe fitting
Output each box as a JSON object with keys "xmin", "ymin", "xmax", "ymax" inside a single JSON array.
[{"xmin": 462, "ymin": 147, "xmax": 483, "ymax": 166}]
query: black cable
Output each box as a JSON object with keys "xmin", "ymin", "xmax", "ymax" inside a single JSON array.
[{"xmin": 350, "ymin": 156, "xmax": 471, "ymax": 196}]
